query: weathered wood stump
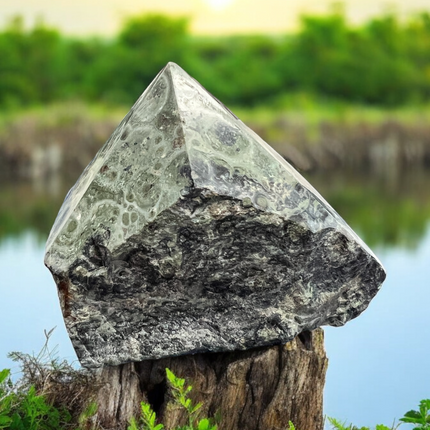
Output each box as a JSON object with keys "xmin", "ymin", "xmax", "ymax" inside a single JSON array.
[{"xmin": 96, "ymin": 329, "xmax": 327, "ymax": 430}]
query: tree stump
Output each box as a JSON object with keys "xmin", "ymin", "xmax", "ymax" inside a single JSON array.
[{"xmin": 95, "ymin": 329, "xmax": 328, "ymax": 430}]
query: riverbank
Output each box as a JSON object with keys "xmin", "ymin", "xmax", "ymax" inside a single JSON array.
[{"xmin": 2, "ymin": 100, "xmax": 430, "ymax": 180}]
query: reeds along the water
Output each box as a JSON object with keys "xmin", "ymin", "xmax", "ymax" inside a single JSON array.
[
  {"xmin": 2, "ymin": 111, "xmax": 430, "ymax": 181},
  {"xmin": 253, "ymin": 118, "xmax": 430, "ymax": 174}
]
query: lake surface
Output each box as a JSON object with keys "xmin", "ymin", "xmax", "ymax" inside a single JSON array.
[{"xmin": 0, "ymin": 168, "xmax": 429, "ymax": 428}]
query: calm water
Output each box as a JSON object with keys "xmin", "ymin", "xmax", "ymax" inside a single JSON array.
[{"xmin": 0, "ymin": 168, "xmax": 429, "ymax": 428}]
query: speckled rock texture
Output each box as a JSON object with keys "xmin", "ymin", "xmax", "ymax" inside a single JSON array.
[{"xmin": 44, "ymin": 62, "xmax": 386, "ymax": 368}]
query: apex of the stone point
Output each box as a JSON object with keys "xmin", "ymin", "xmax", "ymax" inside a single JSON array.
[
  {"xmin": 162, "ymin": 61, "xmax": 185, "ymax": 78},
  {"xmin": 165, "ymin": 61, "xmax": 180, "ymax": 69}
]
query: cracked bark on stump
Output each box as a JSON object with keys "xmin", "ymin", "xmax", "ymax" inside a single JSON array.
[{"xmin": 95, "ymin": 329, "xmax": 328, "ymax": 430}]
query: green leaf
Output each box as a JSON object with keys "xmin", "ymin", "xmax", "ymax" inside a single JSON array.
[
  {"xmin": 86, "ymin": 401, "xmax": 98, "ymax": 416},
  {"xmin": 0, "ymin": 369, "xmax": 10, "ymax": 385},
  {"xmin": 166, "ymin": 368, "xmax": 175, "ymax": 384},
  {"xmin": 127, "ymin": 417, "xmax": 138, "ymax": 430},
  {"xmin": 198, "ymin": 418, "xmax": 210, "ymax": 430},
  {"xmin": 401, "ymin": 410, "xmax": 424, "ymax": 423},
  {"xmin": 420, "ymin": 405, "xmax": 429, "ymax": 422},
  {"xmin": 197, "ymin": 418, "xmax": 217, "ymax": 430},
  {"xmin": 0, "ymin": 415, "xmax": 13, "ymax": 428},
  {"xmin": 328, "ymin": 417, "xmax": 349, "ymax": 430},
  {"xmin": 166, "ymin": 368, "xmax": 186, "ymax": 392},
  {"xmin": 191, "ymin": 402, "xmax": 203, "ymax": 414},
  {"xmin": 0, "ymin": 416, "xmax": 12, "ymax": 424},
  {"xmin": 288, "ymin": 420, "xmax": 296, "ymax": 430}
]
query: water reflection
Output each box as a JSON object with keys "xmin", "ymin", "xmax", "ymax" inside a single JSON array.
[
  {"xmin": 2, "ymin": 168, "xmax": 429, "ymax": 248},
  {"xmin": 0, "ymin": 176, "xmax": 73, "ymax": 243},
  {"xmin": 306, "ymin": 168, "xmax": 430, "ymax": 249}
]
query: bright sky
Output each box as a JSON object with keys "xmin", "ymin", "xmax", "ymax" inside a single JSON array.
[{"xmin": 1, "ymin": 0, "xmax": 430, "ymax": 36}]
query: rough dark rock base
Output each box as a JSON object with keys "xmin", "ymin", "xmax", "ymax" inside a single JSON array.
[
  {"xmin": 96, "ymin": 329, "xmax": 328, "ymax": 430},
  {"xmin": 60, "ymin": 190, "xmax": 383, "ymax": 368}
]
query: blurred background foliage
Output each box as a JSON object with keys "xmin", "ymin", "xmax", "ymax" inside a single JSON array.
[
  {"xmin": 1, "ymin": 9, "xmax": 430, "ymax": 109},
  {"xmin": 2, "ymin": 7, "xmax": 430, "ymax": 249}
]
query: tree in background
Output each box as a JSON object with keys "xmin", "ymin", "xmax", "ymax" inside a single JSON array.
[
  {"xmin": 0, "ymin": 16, "xmax": 62, "ymax": 106},
  {"xmin": 86, "ymin": 14, "xmax": 189, "ymax": 104},
  {"xmin": 1, "ymin": 9, "xmax": 430, "ymax": 108}
]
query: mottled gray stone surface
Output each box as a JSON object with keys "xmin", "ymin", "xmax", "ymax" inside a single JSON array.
[{"xmin": 45, "ymin": 62, "xmax": 386, "ymax": 368}]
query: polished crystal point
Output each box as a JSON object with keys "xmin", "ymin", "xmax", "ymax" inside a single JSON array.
[{"xmin": 45, "ymin": 62, "xmax": 386, "ymax": 368}]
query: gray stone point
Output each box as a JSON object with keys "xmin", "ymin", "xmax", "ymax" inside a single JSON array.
[{"xmin": 45, "ymin": 62, "xmax": 386, "ymax": 368}]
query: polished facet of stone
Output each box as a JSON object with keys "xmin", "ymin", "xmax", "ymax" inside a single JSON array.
[{"xmin": 45, "ymin": 62, "xmax": 386, "ymax": 368}]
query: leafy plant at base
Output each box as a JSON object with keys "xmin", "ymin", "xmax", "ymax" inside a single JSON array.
[
  {"xmin": 0, "ymin": 367, "xmax": 71, "ymax": 430},
  {"xmin": 0, "ymin": 328, "xmax": 98, "ymax": 430},
  {"xmin": 400, "ymin": 399, "xmax": 430, "ymax": 430},
  {"xmin": 327, "ymin": 416, "xmax": 396, "ymax": 430},
  {"xmin": 128, "ymin": 368, "xmax": 217, "ymax": 430},
  {"xmin": 128, "ymin": 402, "xmax": 164, "ymax": 430},
  {"xmin": 165, "ymin": 368, "xmax": 206, "ymax": 430},
  {"xmin": 2, "ymin": 334, "xmax": 430, "ymax": 430},
  {"xmin": 328, "ymin": 400, "xmax": 430, "ymax": 430},
  {"xmin": 0, "ymin": 368, "xmax": 13, "ymax": 429},
  {"xmin": 77, "ymin": 401, "xmax": 98, "ymax": 430}
]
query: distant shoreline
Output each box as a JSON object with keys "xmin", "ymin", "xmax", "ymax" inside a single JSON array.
[{"xmin": 2, "ymin": 101, "xmax": 430, "ymax": 181}]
